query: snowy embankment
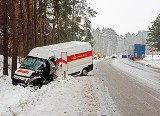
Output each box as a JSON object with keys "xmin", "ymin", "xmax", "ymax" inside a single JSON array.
[
  {"xmin": 0, "ymin": 57, "xmax": 120, "ymax": 116},
  {"xmin": 1, "ymin": 75, "xmax": 97, "ymax": 116},
  {"xmin": 137, "ymin": 55, "xmax": 160, "ymax": 69}
]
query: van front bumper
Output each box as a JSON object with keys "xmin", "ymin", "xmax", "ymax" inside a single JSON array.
[
  {"xmin": 12, "ymin": 74, "xmax": 42, "ymax": 87},
  {"xmin": 12, "ymin": 75, "xmax": 29, "ymax": 87}
]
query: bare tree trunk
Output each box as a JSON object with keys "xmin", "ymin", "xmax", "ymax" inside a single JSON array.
[
  {"xmin": 11, "ymin": 0, "xmax": 19, "ymax": 78},
  {"xmin": 52, "ymin": 0, "xmax": 60, "ymax": 44},
  {"xmin": 39, "ymin": 0, "xmax": 43, "ymax": 46},
  {"xmin": 51, "ymin": 7, "xmax": 56, "ymax": 43},
  {"xmin": 43, "ymin": 0, "xmax": 47, "ymax": 45},
  {"xmin": 19, "ymin": 0, "xmax": 25, "ymax": 57},
  {"xmin": 22, "ymin": 0, "xmax": 28, "ymax": 56},
  {"xmin": 64, "ymin": 0, "xmax": 68, "ymax": 42},
  {"xmin": 29, "ymin": 0, "xmax": 34, "ymax": 49},
  {"xmin": 3, "ymin": 1, "xmax": 8, "ymax": 75},
  {"xmin": 26, "ymin": 0, "xmax": 32, "ymax": 52},
  {"xmin": 56, "ymin": 16, "xmax": 59, "ymax": 44},
  {"xmin": 51, "ymin": 0, "xmax": 55, "ymax": 44},
  {"xmin": 72, "ymin": 0, "xmax": 75, "ymax": 40},
  {"xmin": 33, "ymin": 0, "xmax": 37, "ymax": 47}
]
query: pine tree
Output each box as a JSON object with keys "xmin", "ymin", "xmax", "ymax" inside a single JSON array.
[
  {"xmin": 11, "ymin": 0, "xmax": 19, "ymax": 77},
  {"xmin": 147, "ymin": 14, "xmax": 160, "ymax": 49},
  {"xmin": 2, "ymin": 0, "xmax": 9, "ymax": 75}
]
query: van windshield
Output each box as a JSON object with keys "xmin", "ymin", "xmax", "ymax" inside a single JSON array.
[{"xmin": 20, "ymin": 56, "xmax": 46, "ymax": 71}]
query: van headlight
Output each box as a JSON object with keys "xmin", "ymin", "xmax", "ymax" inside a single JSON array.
[
  {"xmin": 13, "ymin": 75, "xmax": 26, "ymax": 81},
  {"xmin": 13, "ymin": 75, "xmax": 19, "ymax": 79},
  {"xmin": 27, "ymin": 76, "xmax": 41, "ymax": 86},
  {"xmin": 27, "ymin": 78, "xmax": 33, "ymax": 86}
]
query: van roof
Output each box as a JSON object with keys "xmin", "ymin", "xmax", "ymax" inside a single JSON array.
[
  {"xmin": 28, "ymin": 41, "xmax": 91, "ymax": 59},
  {"xmin": 37, "ymin": 41, "xmax": 90, "ymax": 50}
]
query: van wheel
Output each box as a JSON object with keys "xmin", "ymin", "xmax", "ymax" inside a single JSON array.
[
  {"xmin": 81, "ymin": 69, "xmax": 88, "ymax": 76},
  {"xmin": 12, "ymin": 80, "xmax": 18, "ymax": 86}
]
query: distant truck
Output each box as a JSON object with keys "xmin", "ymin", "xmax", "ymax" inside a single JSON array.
[
  {"xmin": 128, "ymin": 44, "xmax": 145, "ymax": 60},
  {"xmin": 12, "ymin": 41, "xmax": 93, "ymax": 87}
]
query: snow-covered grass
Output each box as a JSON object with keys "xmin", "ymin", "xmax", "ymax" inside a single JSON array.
[
  {"xmin": 1, "ymin": 54, "xmax": 160, "ymax": 115},
  {"xmin": 0, "ymin": 76, "xmax": 36, "ymax": 115},
  {"xmin": 0, "ymin": 75, "xmax": 95, "ymax": 116},
  {"xmin": 0, "ymin": 74, "xmax": 100, "ymax": 115},
  {"xmin": 0, "ymin": 56, "xmax": 120, "ymax": 116},
  {"xmin": 137, "ymin": 55, "xmax": 160, "ymax": 69}
]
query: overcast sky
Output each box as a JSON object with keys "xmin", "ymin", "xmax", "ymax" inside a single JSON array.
[{"xmin": 87, "ymin": 0, "xmax": 160, "ymax": 35}]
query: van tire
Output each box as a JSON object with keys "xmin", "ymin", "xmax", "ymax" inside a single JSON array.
[
  {"xmin": 12, "ymin": 80, "xmax": 18, "ymax": 86},
  {"xmin": 35, "ymin": 79, "xmax": 43, "ymax": 90},
  {"xmin": 81, "ymin": 68, "xmax": 88, "ymax": 76}
]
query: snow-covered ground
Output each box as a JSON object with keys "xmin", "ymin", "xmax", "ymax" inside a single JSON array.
[
  {"xmin": 0, "ymin": 56, "xmax": 120, "ymax": 116},
  {"xmin": 137, "ymin": 55, "xmax": 160, "ymax": 69},
  {"xmin": 0, "ymin": 55, "xmax": 160, "ymax": 116},
  {"xmin": 0, "ymin": 75, "xmax": 97, "ymax": 116}
]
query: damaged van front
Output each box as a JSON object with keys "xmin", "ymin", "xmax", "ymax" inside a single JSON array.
[{"xmin": 12, "ymin": 56, "xmax": 48, "ymax": 87}]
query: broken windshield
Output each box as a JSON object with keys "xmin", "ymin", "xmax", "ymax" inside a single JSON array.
[{"xmin": 20, "ymin": 56, "xmax": 46, "ymax": 71}]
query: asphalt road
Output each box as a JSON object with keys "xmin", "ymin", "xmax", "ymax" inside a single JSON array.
[{"xmin": 94, "ymin": 58, "xmax": 160, "ymax": 116}]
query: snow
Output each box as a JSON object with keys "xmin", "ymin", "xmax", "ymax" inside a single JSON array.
[
  {"xmin": 1, "ymin": 54, "xmax": 160, "ymax": 116},
  {"xmin": 0, "ymin": 75, "xmax": 119, "ymax": 116},
  {"xmin": 111, "ymin": 55, "xmax": 160, "ymax": 94},
  {"xmin": 0, "ymin": 56, "xmax": 120, "ymax": 116},
  {"xmin": 137, "ymin": 55, "xmax": 160, "ymax": 69}
]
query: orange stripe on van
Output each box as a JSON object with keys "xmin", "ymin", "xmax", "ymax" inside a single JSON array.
[{"xmin": 56, "ymin": 50, "xmax": 92, "ymax": 65}]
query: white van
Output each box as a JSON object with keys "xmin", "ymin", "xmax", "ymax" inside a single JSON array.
[{"xmin": 12, "ymin": 41, "xmax": 93, "ymax": 87}]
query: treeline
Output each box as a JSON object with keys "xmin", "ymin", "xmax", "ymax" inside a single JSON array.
[
  {"xmin": 92, "ymin": 28, "xmax": 118, "ymax": 56},
  {"xmin": 92, "ymin": 27, "xmax": 148, "ymax": 56},
  {"xmin": 148, "ymin": 14, "xmax": 160, "ymax": 49},
  {"xmin": 0, "ymin": 0, "xmax": 97, "ymax": 76}
]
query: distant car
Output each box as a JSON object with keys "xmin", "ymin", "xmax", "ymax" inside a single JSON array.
[
  {"xmin": 112, "ymin": 56, "xmax": 116, "ymax": 58},
  {"xmin": 122, "ymin": 54, "xmax": 127, "ymax": 58},
  {"xmin": 93, "ymin": 54, "xmax": 97, "ymax": 59}
]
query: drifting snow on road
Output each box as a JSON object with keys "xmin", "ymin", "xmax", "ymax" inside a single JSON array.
[
  {"xmin": 92, "ymin": 57, "xmax": 160, "ymax": 116},
  {"xmin": 111, "ymin": 58, "xmax": 160, "ymax": 92}
]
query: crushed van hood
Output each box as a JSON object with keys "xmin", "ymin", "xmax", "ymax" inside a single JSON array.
[{"xmin": 14, "ymin": 68, "xmax": 35, "ymax": 77}]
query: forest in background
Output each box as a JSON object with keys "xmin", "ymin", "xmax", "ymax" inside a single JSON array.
[
  {"xmin": 92, "ymin": 28, "xmax": 148, "ymax": 56},
  {"xmin": 1, "ymin": 0, "xmax": 160, "ymax": 77},
  {"xmin": 0, "ymin": 0, "xmax": 97, "ymax": 76}
]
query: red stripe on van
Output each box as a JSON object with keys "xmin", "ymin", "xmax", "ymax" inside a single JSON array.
[
  {"xmin": 56, "ymin": 58, "xmax": 67, "ymax": 65},
  {"xmin": 17, "ymin": 69, "xmax": 29, "ymax": 74},
  {"xmin": 67, "ymin": 50, "xmax": 92, "ymax": 62},
  {"xmin": 56, "ymin": 50, "xmax": 92, "ymax": 65}
]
